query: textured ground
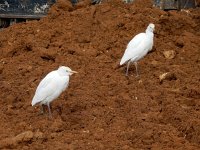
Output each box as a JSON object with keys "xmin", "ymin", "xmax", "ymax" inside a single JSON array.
[{"xmin": 0, "ymin": 0, "xmax": 200, "ymax": 149}]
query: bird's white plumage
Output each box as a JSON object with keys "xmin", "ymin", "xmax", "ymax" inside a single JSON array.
[
  {"xmin": 120, "ymin": 23, "xmax": 155, "ymax": 66},
  {"xmin": 32, "ymin": 66, "xmax": 75, "ymax": 106},
  {"xmin": 120, "ymin": 23, "xmax": 155, "ymax": 76},
  {"xmin": 120, "ymin": 33, "xmax": 146, "ymax": 65},
  {"xmin": 31, "ymin": 71, "xmax": 69, "ymax": 106}
]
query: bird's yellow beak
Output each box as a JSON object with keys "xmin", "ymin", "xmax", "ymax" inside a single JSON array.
[{"xmin": 70, "ymin": 70, "xmax": 78, "ymax": 74}]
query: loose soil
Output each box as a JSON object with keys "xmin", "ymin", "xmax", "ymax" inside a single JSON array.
[{"xmin": 0, "ymin": 0, "xmax": 200, "ymax": 149}]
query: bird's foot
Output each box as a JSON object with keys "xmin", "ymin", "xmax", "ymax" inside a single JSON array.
[
  {"xmin": 38, "ymin": 111, "xmax": 44, "ymax": 116},
  {"xmin": 48, "ymin": 114, "xmax": 53, "ymax": 120},
  {"xmin": 125, "ymin": 70, "xmax": 129, "ymax": 76},
  {"xmin": 38, "ymin": 104, "xmax": 45, "ymax": 115}
]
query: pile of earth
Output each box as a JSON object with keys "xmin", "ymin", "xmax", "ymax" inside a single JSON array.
[{"xmin": 0, "ymin": 0, "xmax": 199, "ymax": 149}]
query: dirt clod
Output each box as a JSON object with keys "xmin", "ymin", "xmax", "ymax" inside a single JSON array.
[
  {"xmin": 163, "ymin": 50, "xmax": 176, "ymax": 59},
  {"xmin": 159, "ymin": 72, "xmax": 177, "ymax": 83}
]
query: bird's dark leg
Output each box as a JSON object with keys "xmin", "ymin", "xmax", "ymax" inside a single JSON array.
[
  {"xmin": 47, "ymin": 103, "xmax": 52, "ymax": 119},
  {"xmin": 41, "ymin": 104, "xmax": 45, "ymax": 113},
  {"xmin": 126, "ymin": 61, "xmax": 131, "ymax": 76},
  {"xmin": 38, "ymin": 104, "xmax": 45, "ymax": 115},
  {"xmin": 134, "ymin": 62, "xmax": 139, "ymax": 77}
]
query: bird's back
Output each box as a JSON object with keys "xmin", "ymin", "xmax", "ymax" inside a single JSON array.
[
  {"xmin": 120, "ymin": 33, "xmax": 146, "ymax": 65},
  {"xmin": 31, "ymin": 71, "xmax": 69, "ymax": 106},
  {"xmin": 32, "ymin": 71, "xmax": 56, "ymax": 106}
]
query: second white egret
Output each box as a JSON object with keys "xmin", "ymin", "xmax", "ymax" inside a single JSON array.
[{"xmin": 120, "ymin": 23, "xmax": 155, "ymax": 76}]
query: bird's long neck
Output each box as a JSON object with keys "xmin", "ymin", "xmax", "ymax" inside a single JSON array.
[
  {"xmin": 145, "ymin": 29, "xmax": 154, "ymax": 37},
  {"xmin": 57, "ymin": 70, "xmax": 69, "ymax": 77}
]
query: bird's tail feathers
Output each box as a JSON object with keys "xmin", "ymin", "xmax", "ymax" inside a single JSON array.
[
  {"xmin": 120, "ymin": 60, "xmax": 125, "ymax": 65},
  {"xmin": 120, "ymin": 56, "xmax": 128, "ymax": 65},
  {"xmin": 31, "ymin": 95, "xmax": 39, "ymax": 106},
  {"xmin": 31, "ymin": 100, "xmax": 36, "ymax": 106}
]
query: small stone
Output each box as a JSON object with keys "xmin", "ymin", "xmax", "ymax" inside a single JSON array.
[
  {"xmin": 14, "ymin": 131, "xmax": 34, "ymax": 142},
  {"xmin": 159, "ymin": 72, "xmax": 177, "ymax": 83},
  {"xmin": 163, "ymin": 50, "xmax": 176, "ymax": 59}
]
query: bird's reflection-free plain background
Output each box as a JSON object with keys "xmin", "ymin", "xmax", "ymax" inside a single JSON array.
[{"xmin": 0, "ymin": 0, "xmax": 200, "ymax": 149}]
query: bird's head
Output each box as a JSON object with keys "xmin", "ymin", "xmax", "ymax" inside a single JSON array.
[
  {"xmin": 147, "ymin": 23, "xmax": 155, "ymax": 33},
  {"xmin": 58, "ymin": 66, "xmax": 78, "ymax": 76}
]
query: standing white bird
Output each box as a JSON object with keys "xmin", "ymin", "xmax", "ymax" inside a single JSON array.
[
  {"xmin": 120, "ymin": 23, "xmax": 155, "ymax": 76},
  {"xmin": 32, "ymin": 66, "xmax": 77, "ymax": 118}
]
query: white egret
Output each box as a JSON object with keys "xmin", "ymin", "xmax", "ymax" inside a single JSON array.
[
  {"xmin": 31, "ymin": 66, "xmax": 77, "ymax": 118},
  {"xmin": 120, "ymin": 23, "xmax": 155, "ymax": 76}
]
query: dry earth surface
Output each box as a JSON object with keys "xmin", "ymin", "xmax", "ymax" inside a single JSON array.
[{"xmin": 0, "ymin": 0, "xmax": 200, "ymax": 149}]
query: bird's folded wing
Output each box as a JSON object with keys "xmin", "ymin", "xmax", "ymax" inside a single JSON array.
[
  {"xmin": 32, "ymin": 71, "xmax": 57, "ymax": 106},
  {"xmin": 127, "ymin": 33, "xmax": 145, "ymax": 48},
  {"xmin": 120, "ymin": 33, "xmax": 145, "ymax": 65}
]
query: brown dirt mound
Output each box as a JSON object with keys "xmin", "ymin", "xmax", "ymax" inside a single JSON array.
[{"xmin": 0, "ymin": 0, "xmax": 200, "ymax": 149}]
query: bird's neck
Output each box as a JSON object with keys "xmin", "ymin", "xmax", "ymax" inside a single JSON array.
[
  {"xmin": 57, "ymin": 70, "xmax": 69, "ymax": 77},
  {"xmin": 145, "ymin": 30, "xmax": 154, "ymax": 37}
]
